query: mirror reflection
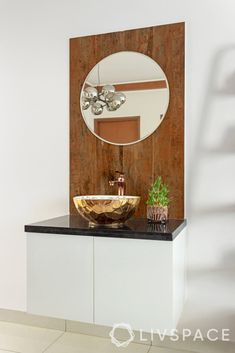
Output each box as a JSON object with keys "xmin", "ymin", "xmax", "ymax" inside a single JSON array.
[{"xmin": 80, "ymin": 51, "xmax": 169, "ymax": 145}]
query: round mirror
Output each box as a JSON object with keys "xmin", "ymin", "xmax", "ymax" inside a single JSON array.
[{"xmin": 80, "ymin": 51, "xmax": 169, "ymax": 146}]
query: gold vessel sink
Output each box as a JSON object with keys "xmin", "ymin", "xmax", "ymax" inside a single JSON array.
[{"xmin": 73, "ymin": 195, "xmax": 140, "ymax": 227}]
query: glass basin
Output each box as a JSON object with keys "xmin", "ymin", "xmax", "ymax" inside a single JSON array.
[{"xmin": 73, "ymin": 195, "xmax": 140, "ymax": 227}]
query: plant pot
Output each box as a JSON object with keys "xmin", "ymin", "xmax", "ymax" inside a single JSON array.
[{"xmin": 147, "ymin": 205, "xmax": 168, "ymax": 223}]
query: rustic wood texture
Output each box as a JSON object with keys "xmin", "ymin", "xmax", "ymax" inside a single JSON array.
[{"xmin": 70, "ymin": 23, "xmax": 185, "ymax": 218}]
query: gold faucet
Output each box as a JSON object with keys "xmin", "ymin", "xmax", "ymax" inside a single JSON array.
[{"xmin": 109, "ymin": 171, "xmax": 125, "ymax": 196}]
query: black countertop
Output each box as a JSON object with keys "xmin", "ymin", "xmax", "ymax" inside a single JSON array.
[{"xmin": 25, "ymin": 215, "xmax": 186, "ymax": 241}]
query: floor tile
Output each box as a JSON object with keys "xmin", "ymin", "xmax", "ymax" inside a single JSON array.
[
  {"xmin": 149, "ymin": 347, "xmax": 194, "ymax": 353},
  {"xmin": 152, "ymin": 334, "xmax": 235, "ymax": 353},
  {"xmin": 0, "ymin": 321, "xmax": 63, "ymax": 353},
  {"xmin": 45, "ymin": 332, "xmax": 150, "ymax": 353}
]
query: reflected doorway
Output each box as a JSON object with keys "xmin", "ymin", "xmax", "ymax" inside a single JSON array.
[{"xmin": 94, "ymin": 116, "xmax": 140, "ymax": 144}]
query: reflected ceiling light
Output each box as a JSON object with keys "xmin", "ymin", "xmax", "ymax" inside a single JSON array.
[
  {"xmin": 81, "ymin": 64, "xmax": 126, "ymax": 115},
  {"xmin": 82, "ymin": 85, "xmax": 126, "ymax": 115}
]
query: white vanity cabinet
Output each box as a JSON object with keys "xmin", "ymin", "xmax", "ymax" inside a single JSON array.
[
  {"xmin": 94, "ymin": 229, "xmax": 186, "ymax": 332},
  {"xmin": 26, "ymin": 216, "xmax": 186, "ymax": 332},
  {"xmin": 27, "ymin": 233, "xmax": 93, "ymax": 323}
]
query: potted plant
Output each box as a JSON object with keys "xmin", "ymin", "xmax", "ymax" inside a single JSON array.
[{"xmin": 146, "ymin": 176, "xmax": 170, "ymax": 223}]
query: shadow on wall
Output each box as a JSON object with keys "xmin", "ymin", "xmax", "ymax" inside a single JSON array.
[
  {"xmin": 208, "ymin": 126, "xmax": 235, "ymax": 154},
  {"xmin": 178, "ymin": 249, "xmax": 235, "ymax": 338},
  {"xmin": 191, "ymin": 203, "xmax": 235, "ymax": 217},
  {"xmin": 188, "ymin": 44, "xmax": 235, "ymax": 217},
  {"xmin": 187, "ymin": 246, "xmax": 235, "ymax": 284},
  {"xmin": 182, "ymin": 45, "xmax": 235, "ymax": 340},
  {"xmin": 178, "ymin": 307, "xmax": 235, "ymax": 340}
]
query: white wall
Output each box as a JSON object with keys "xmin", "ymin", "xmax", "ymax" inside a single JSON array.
[{"xmin": 1, "ymin": 0, "xmax": 235, "ymax": 340}]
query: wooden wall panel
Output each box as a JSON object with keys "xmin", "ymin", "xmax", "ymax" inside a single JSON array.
[{"xmin": 70, "ymin": 22, "xmax": 185, "ymax": 219}]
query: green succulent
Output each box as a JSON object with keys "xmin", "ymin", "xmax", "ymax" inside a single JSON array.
[{"xmin": 147, "ymin": 176, "xmax": 170, "ymax": 207}]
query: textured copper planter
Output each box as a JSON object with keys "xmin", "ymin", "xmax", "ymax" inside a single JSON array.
[
  {"xmin": 73, "ymin": 195, "xmax": 140, "ymax": 227},
  {"xmin": 147, "ymin": 205, "xmax": 168, "ymax": 223}
]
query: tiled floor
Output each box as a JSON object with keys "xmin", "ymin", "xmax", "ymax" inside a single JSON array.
[
  {"xmin": 0, "ymin": 321, "xmax": 63, "ymax": 353},
  {"xmin": 0, "ymin": 320, "xmax": 234, "ymax": 353}
]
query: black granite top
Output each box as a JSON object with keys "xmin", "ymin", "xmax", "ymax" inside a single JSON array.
[{"xmin": 25, "ymin": 215, "xmax": 186, "ymax": 241}]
